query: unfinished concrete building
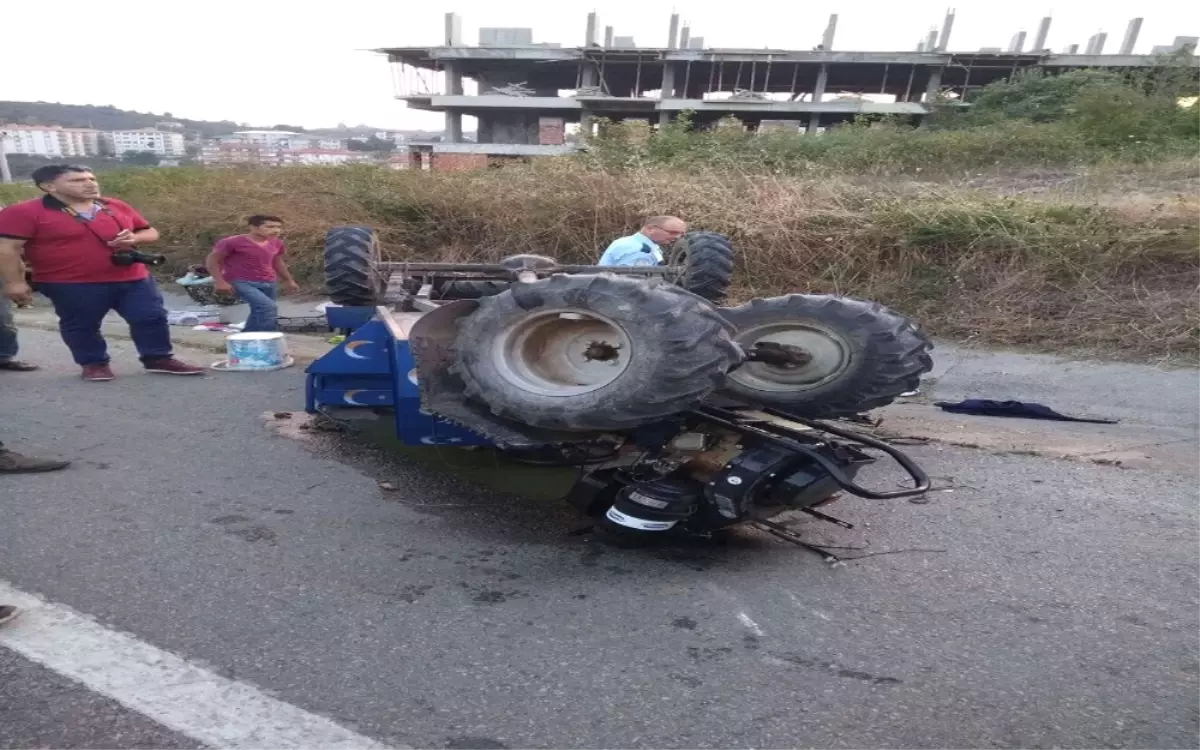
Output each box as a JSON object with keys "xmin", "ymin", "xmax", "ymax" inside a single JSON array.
[{"xmin": 379, "ymin": 11, "xmax": 1198, "ymax": 164}]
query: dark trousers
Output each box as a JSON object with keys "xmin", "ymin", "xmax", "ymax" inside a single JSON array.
[
  {"xmin": 0, "ymin": 292, "xmax": 17, "ymax": 362},
  {"xmin": 37, "ymin": 278, "xmax": 173, "ymax": 366}
]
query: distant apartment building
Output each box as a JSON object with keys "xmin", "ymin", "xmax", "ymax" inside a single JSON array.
[
  {"xmin": 0, "ymin": 125, "xmax": 102, "ymax": 157},
  {"xmin": 200, "ymin": 141, "xmax": 373, "ymax": 167},
  {"xmin": 199, "ymin": 142, "xmax": 273, "ymax": 166},
  {"xmin": 277, "ymin": 149, "xmax": 374, "ymax": 166},
  {"xmin": 348, "ymin": 131, "xmax": 406, "ymax": 146},
  {"xmin": 102, "ymin": 128, "xmax": 186, "ymax": 157}
]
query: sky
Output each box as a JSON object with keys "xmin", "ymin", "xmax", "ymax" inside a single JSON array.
[{"xmin": 2, "ymin": 0, "xmax": 1196, "ymax": 131}]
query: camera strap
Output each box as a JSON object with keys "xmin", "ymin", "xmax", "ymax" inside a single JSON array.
[{"xmin": 60, "ymin": 201, "xmax": 128, "ymax": 248}]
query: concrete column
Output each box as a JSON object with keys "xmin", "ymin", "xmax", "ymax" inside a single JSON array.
[
  {"xmin": 604, "ymin": 27, "xmax": 614, "ymax": 48},
  {"xmin": 444, "ymin": 13, "xmax": 462, "ymax": 46},
  {"xmin": 680, "ymin": 25, "xmax": 691, "ymax": 49},
  {"xmin": 926, "ymin": 29, "xmax": 938, "ymax": 53},
  {"xmin": 661, "ymin": 63, "xmax": 676, "ymax": 99},
  {"xmin": 937, "ymin": 9, "xmax": 955, "ymax": 52},
  {"xmin": 444, "ymin": 112, "xmax": 463, "ymax": 143},
  {"xmin": 580, "ymin": 63, "xmax": 598, "ymax": 89},
  {"xmin": 806, "ymin": 114, "xmax": 821, "ymax": 133},
  {"xmin": 1064, "ymin": 44, "xmax": 1079, "ymax": 54},
  {"xmin": 924, "ymin": 67, "xmax": 943, "ymax": 102},
  {"xmin": 1008, "ymin": 31, "xmax": 1026, "ymax": 53},
  {"xmin": 444, "ymin": 61, "xmax": 463, "ymax": 96},
  {"xmin": 1120, "ymin": 18, "xmax": 1143, "ymax": 54},
  {"xmin": 822, "ymin": 14, "xmax": 838, "ymax": 50},
  {"xmin": 477, "ymin": 117, "xmax": 494, "ymax": 144},
  {"xmin": 1086, "ymin": 32, "xmax": 1107, "ymax": 54},
  {"xmin": 668, "ymin": 14, "xmax": 680, "ymax": 49},
  {"xmin": 812, "ymin": 63, "xmax": 828, "ymax": 103},
  {"xmin": 586, "ymin": 12, "xmax": 600, "ymax": 47},
  {"xmin": 1032, "ymin": 17, "xmax": 1052, "ymax": 52},
  {"xmin": 444, "ymin": 59, "xmax": 463, "ymax": 143}
]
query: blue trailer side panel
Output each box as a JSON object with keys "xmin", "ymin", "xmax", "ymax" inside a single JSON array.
[{"xmin": 304, "ymin": 308, "xmax": 491, "ymax": 447}]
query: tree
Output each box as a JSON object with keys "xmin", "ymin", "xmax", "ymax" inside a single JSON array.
[
  {"xmin": 121, "ymin": 150, "xmax": 161, "ymax": 166},
  {"xmin": 347, "ymin": 136, "xmax": 395, "ymax": 153},
  {"xmin": 966, "ymin": 69, "xmax": 1125, "ymax": 124}
]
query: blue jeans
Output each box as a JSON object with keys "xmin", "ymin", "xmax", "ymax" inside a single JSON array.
[
  {"xmin": 0, "ymin": 292, "xmax": 17, "ymax": 362},
  {"xmin": 233, "ymin": 280, "xmax": 279, "ymax": 333},
  {"xmin": 37, "ymin": 278, "xmax": 173, "ymax": 366}
]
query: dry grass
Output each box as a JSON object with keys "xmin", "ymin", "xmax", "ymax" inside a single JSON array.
[{"xmin": 1, "ymin": 161, "xmax": 1196, "ymax": 363}]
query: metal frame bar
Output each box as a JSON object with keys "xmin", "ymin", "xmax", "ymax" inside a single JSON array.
[{"xmin": 379, "ymin": 262, "xmax": 683, "ymax": 276}]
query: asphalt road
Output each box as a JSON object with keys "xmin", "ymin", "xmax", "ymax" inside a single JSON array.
[{"xmin": 1, "ymin": 329, "xmax": 1197, "ymax": 749}]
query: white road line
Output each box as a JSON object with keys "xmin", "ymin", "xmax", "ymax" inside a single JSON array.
[
  {"xmin": 736, "ymin": 612, "xmax": 767, "ymax": 638},
  {"xmin": 0, "ymin": 580, "xmax": 396, "ymax": 749}
]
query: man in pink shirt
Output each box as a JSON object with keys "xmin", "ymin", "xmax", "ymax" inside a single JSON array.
[{"xmin": 206, "ymin": 215, "xmax": 300, "ymax": 332}]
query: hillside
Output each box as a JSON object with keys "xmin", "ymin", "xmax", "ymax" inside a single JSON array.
[
  {"xmin": 0, "ymin": 101, "xmax": 242, "ymax": 137},
  {"xmin": 0, "ymin": 101, "xmax": 445, "ymax": 140}
]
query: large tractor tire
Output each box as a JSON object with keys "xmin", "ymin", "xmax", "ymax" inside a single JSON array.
[
  {"xmin": 720, "ymin": 294, "xmax": 933, "ymax": 417},
  {"xmin": 451, "ymin": 274, "xmax": 743, "ymax": 432},
  {"xmin": 667, "ymin": 232, "xmax": 735, "ymax": 303},
  {"xmin": 324, "ymin": 226, "xmax": 384, "ymax": 307}
]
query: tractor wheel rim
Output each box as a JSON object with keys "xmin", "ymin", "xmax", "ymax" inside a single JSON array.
[
  {"xmin": 730, "ymin": 322, "xmax": 853, "ymax": 393},
  {"xmin": 491, "ymin": 310, "xmax": 633, "ymax": 397}
]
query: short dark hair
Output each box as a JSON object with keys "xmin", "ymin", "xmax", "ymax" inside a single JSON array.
[
  {"xmin": 31, "ymin": 164, "xmax": 92, "ymax": 186},
  {"xmin": 248, "ymin": 214, "xmax": 283, "ymax": 226}
]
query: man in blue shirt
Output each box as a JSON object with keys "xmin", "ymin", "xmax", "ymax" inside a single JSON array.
[{"xmin": 597, "ymin": 215, "xmax": 687, "ymax": 267}]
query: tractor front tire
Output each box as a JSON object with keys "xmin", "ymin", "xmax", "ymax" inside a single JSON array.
[
  {"xmin": 324, "ymin": 226, "xmax": 383, "ymax": 307},
  {"xmin": 668, "ymin": 232, "xmax": 735, "ymax": 303}
]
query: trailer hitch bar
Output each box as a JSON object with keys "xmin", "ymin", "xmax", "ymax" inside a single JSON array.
[{"xmin": 693, "ymin": 406, "xmax": 932, "ymax": 500}]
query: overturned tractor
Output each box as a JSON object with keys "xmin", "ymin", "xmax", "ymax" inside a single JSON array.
[{"xmin": 308, "ymin": 226, "xmax": 934, "ymax": 547}]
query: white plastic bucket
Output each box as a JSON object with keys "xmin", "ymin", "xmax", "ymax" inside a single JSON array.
[{"xmin": 221, "ymin": 332, "xmax": 289, "ymax": 371}]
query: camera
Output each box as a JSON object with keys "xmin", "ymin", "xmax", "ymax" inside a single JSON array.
[{"xmin": 111, "ymin": 250, "xmax": 167, "ymax": 267}]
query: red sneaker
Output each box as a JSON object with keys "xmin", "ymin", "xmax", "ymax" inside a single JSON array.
[
  {"xmin": 143, "ymin": 358, "xmax": 205, "ymax": 376},
  {"xmin": 81, "ymin": 363, "xmax": 115, "ymax": 381}
]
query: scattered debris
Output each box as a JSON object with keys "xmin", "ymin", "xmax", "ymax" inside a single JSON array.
[
  {"xmin": 936, "ymin": 399, "xmax": 1118, "ymax": 424},
  {"xmin": 166, "ymin": 308, "xmax": 221, "ymax": 326},
  {"xmin": 378, "ymin": 481, "xmax": 397, "ymax": 491},
  {"xmin": 490, "ymin": 82, "xmax": 535, "ymax": 97},
  {"xmin": 729, "ymin": 88, "xmax": 771, "ymax": 100}
]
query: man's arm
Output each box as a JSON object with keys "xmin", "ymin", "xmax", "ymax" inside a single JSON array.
[
  {"xmin": 0, "ymin": 204, "xmax": 35, "ymax": 304},
  {"xmin": 272, "ymin": 253, "xmax": 300, "ymax": 294},
  {"xmin": 107, "ymin": 199, "xmax": 160, "ymax": 249},
  {"xmin": 132, "ymin": 227, "xmax": 160, "ymax": 244},
  {"xmin": 0, "ymin": 238, "xmax": 32, "ymax": 304},
  {"xmin": 205, "ymin": 240, "xmax": 233, "ymax": 293},
  {"xmin": 109, "ymin": 226, "xmax": 160, "ymax": 250}
]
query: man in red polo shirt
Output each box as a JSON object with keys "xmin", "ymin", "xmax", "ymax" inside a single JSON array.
[{"xmin": 0, "ymin": 165, "xmax": 202, "ymax": 381}]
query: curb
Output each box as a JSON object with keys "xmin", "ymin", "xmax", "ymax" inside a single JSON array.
[{"xmin": 15, "ymin": 316, "xmax": 328, "ymax": 366}]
